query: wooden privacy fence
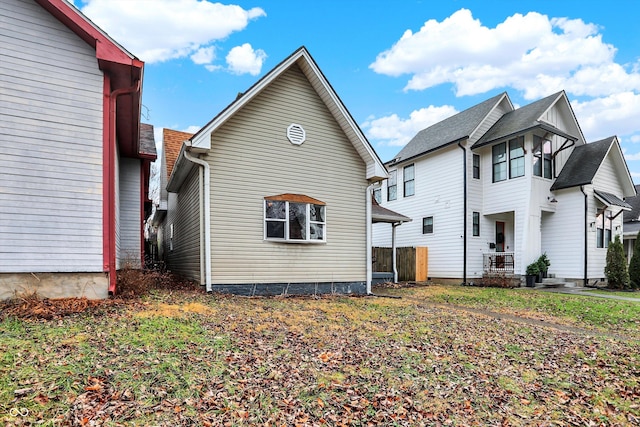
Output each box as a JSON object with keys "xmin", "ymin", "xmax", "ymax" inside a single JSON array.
[{"xmin": 372, "ymin": 246, "xmax": 428, "ymax": 282}]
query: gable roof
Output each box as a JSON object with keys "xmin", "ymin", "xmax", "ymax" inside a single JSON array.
[
  {"xmin": 551, "ymin": 137, "xmax": 614, "ymax": 190},
  {"xmin": 186, "ymin": 46, "xmax": 386, "ymax": 182},
  {"xmin": 472, "ymin": 91, "xmax": 579, "ymax": 149},
  {"xmin": 164, "ymin": 129, "xmax": 194, "ymax": 178},
  {"xmin": 551, "ymin": 136, "xmax": 636, "ymax": 197},
  {"xmin": 35, "ymin": 0, "xmax": 144, "ymax": 158},
  {"xmin": 391, "ymin": 92, "xmax": 510, "ymax": 164}
]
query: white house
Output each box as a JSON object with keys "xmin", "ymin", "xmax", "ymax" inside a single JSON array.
[
  {"xmin": 154, "ymin": 47, "xmax": 387, "ymax": 295},
  {"xmin": 0, "ymin": 0, "xmax": 155, "ymax": 299},
  {"xmin": 373, "ymin": 91, "xmax": 636, "ymax": 286}
]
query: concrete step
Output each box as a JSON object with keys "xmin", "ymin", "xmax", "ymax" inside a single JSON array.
[{"xmin": 538, "ymin": 277, "xmax": 577, "ymax": 288}]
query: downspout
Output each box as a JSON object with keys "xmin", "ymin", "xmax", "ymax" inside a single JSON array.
[
  {"xmin": 107, "ymin": 79, "xmax": 141, "ymax": 295},
  {"xmin": 366, "ymin": 183, "xmax": 375, "ymax": 294},
  {"xmin": 392, "ymin": 222, "xmax": 399, "ymax": 283},
  {"xmin": 183, "ymin": 146, "xmax": 212, "ymax": 292},
  {"xmin": 458, "ymin": 142, "xmax": 467, "ymax": 285},
  {"xmin": 581, "ymin": 185, "xmax": 588, "ymax": 286}
]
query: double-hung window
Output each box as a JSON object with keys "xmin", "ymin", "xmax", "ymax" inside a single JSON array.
[
  {"xmin": 373, "ymin": 188, "xmax": 382, "ymax": 204},
  {"xmin": 387, "ymin": 170, "xmax": 397, "ymax": 201},
  {"xmin": 473, "ymin": 154, "xmax": 480, "ymax": 179},
  {"xmin": 533, "ymin": 136, "xmax": 553, "ymax": 179},
  {"xmin": 492, "ymin": 142, "xmax": 507, "ymax": 182},
  {"xmin": 509, "ymin": 137, "xmax": 525, "ymax": 178},
  {"xmin": 264, "ymin": 195, "xmax": 326, "ymax": 242},
  {"xmin": 403, "ymin": 164, "xmax": 415, "ymax": 197},
  {"xmin": 472, "ymin": 212, "xmax": 480, "ymax": 236}
]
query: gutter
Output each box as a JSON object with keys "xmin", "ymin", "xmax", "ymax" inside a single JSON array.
[
  {"xmin": 366, "ymin": 183, "xmax": 375, "ymax": 294},
  {"xmin": 183, "ymin": 145, "xmax": 212, "ymax": 292},
  {"xmin": 106, "ymin": 79, "xmax": 141, "ymax": 295},
  {"xmin": 581, "ymin": 185, "xmax": 588, "ymax": 286},
  {"xmin": 458, "ymin": 142, "xmax": 467, "ymax": 285}
]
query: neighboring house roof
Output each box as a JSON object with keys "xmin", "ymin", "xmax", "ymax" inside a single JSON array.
[
  {"xmin": 173, "ymin": 46, "xmax": 386, "ymax": 189},
  {"xmin": 164, "ymin": 129, "xmax": 194, "ymax": 178},
  {"xmin": 391, "ymin": 92, "xmax": 510, "ymax": 164},
  {"xmin": 473, "ymin": 91, "xmax": 578, "ymax": 149},
  {"xmin": 139, "ymin": 123, "xmax": 157, "ymax": 159},
  {"xmin": 35, "ymin": 0, "xmax": 144, "ymax": 158},
  {"xmin": 372, "ymin": 199, "xmax": 412, "ymax": 224},
  {"xmin": 624, "ymin": 184, "xmax": 640, "ymax": 223},
  {"xmin": 551, "ymin": 136, "xmax": 636, "ymax": 197}
]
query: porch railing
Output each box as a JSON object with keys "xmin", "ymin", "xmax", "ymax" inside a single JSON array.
[{"xmin": 483, "ymin": 252, "xmax": 515, "ymax": 274}]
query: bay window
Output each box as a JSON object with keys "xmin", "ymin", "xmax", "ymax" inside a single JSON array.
[{"xmin": 265, "ymin": 196, "xmax": 326, "ymax": 242}]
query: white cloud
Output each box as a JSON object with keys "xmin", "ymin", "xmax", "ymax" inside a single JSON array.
[
  {"xmin": 369, "ymin": 9, "xmax": 640, "ymax": 100},
  {"xmin": 362, "ymin": 105, "xmax": 458, "ymax": 147},
  {"xmin": 182, "ymin": 125, "xmax": 202, "ymax": 134},
  {"xmin": 190, "ymin": 47, "xmax": 216, "ymax": 65},
  {"xmin": 79, "ymin": 0, "xmax": 265, "ymax": 64},
  {"xmin": 572, "ymin": 92, "xmax": 640, "ymax": 140},
  {"xmin": 226, "ymin": 43, "xmax": 267, "ymax": 75}
]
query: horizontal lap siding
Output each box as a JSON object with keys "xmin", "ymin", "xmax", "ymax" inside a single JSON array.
[
  {"xmin": 165, "ymin": 168, "xmax": 201, "ymax": 281},
  {"xmin": 0, "ymin": 0, "xmax": 104, "ymax": 272},
  {"xmin": 118, "ymin": 158, "xmax": 141, "ymax": 268},
  {"xmin": 206, "ymin": 64, "xmax": 367, "ymax": 284}
]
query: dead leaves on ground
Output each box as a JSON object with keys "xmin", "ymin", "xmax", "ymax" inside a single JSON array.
[{"xmin": 2, "ymin": 289, "xmax": 639, "ymax": 426}]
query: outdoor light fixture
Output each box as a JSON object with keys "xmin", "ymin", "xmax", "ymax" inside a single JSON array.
[
  {"xmin": 547, "ymin": 196, "xmax": 558, "ymax": 203},
  {"xmin": 589, "ymin": 222, "xmax": 596, "ymax": 231}
]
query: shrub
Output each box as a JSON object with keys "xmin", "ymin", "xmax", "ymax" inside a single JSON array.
[
  {"xmin": 628, "ymin": 231, "xmax": 640, "ymax": 290},
  {"xmin": 526, "ymin": 262, "xmax": 540, "ymax": 276},
  {"xmin": 537, "ymin": 253, "xmax": 550, "ymax": 275},
  {"xmin": 604, "ymin": 235, "xmax": 629, "ymax": 289}
]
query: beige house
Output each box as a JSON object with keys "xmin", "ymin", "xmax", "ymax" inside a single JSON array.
[{"xmin": 155, "ymin": 47, "xmax": 387, "ymax": 295}]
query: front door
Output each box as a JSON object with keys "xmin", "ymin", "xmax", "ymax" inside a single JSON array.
[{"xmin": 495, "ymin": 221, "xmax": 505, "ymax": 252}]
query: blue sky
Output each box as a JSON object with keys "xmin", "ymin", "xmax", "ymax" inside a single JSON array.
[{"xmin": 74, "ymin": 0, "xmax": 640, "ymax": 180}]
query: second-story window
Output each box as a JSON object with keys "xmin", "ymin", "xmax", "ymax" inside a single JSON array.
[
  {"xmin": 509, "ymin": 137, "xmax": 525, "ymax": 178},
  {"xmin": 373, "ymin": 188, "xmax": 381, "ymax": 204},
  {"xmin": 403, "ymin": 164, "xmax": 415, "ymax": 197},
  {"xmin": 533, "ymin": 136, "xmax": 553, "ymax": 179},
  {"xmin": 473, "ymin": 154, "xmax": 480, "ymax": 179},
  {"xmin": 492, "ymin": 142, "xmax": 507, "ymax": 182},
  {"xmin": 387, "ymin": 170, "xmax": 397, "ymax": 201}
]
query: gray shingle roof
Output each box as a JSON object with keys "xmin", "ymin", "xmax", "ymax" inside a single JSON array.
[
  {"xmin": 624, "ymin": 184, "xmax": 640, "ymax": 223},
  {"xmin": 391, "ymin": 92, "xmax": 508, "ymax": 163},
  {"xmin": 550, "ymin": 137, "xmax": 614, "ymax": 191},
  {"xmin": 139, "ymin": 123, "xmax": 157, "ymax": 157},
  {"xmin": 472, "ymin": 91, "xmax": 574, "ymax": 149},
  {"xmin": 372, "ymin": 199, "xmax": 411, "ymax": 224}
]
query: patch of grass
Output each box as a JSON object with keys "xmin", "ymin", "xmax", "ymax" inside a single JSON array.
[
  {"xmin": 1, "ymin": 288, "xmax": 638, "ymax": 425},
  {"xmin": 386, "ymin": 284, "xmax": 640, "ymax": 337}
]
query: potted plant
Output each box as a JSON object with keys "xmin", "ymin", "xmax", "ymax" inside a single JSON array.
[
  {"xmin": 537, "ymin": 253, "xmax": 551, "ymax": 278},
  {"xmin": 525, "ymin": 262, "xmax": 540, "ymax": 287}
]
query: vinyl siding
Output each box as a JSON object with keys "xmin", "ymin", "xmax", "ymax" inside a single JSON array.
[
  {"xmin": 204, "ymin": 64, "xmax": 367, "ymax": 284},
  {"xmin": 0, "ymin": 0, "xmax": 104, "ymax": 272},
  {"xmin": 165, "ymin": 167, "xmax": 201, "ymax": 281},
  {"xmin": 373, "ymin": 145, "xmax": 464, "ymax": 278},
  {"xmin": 119, "ymin": 158, "xmax": 141, "ymax": 268}
]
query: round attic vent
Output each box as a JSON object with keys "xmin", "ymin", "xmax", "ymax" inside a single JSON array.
[{"xmin": 287, "ymin": 123, "xmax": 306, "ymax": 145}]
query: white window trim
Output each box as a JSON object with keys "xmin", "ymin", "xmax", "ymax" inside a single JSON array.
[{"xmin": 264, "ymin": 200, "xmax": 327, "ymax": 243}]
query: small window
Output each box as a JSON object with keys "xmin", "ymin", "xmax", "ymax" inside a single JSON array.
[
  {"xmin": 373, "ymin": 188, "xmax": 381, "ymax": 204},
  {"xmin": 169, "ymin": 223, "xmax": 174, "ymax": 251},
  {"xmin": 509, "ymin": 137, "xmax": 525, "ymax": 178},
  {"xmin": 422, "ymin": 216, "xmax": 433, "ymax": 234},
  {"xmin": 473, "ymin": 154, "xmax": 480, "ymax": 179},
  {"xmin": 403, "ymin": 164, "xmax": 415, "ymax": 197},
  {"xmin": 472, "ymin": 212, "xmax": 480, "ymax": 236},
  {"xmin": 492, "ymin": 142, "xmax": 507, "ymax": 182},
  {"xmin": 265, "ymin": 196, "xmax": 326, "ymax": 242},
  {"xmin": 533, "ymin": 136, "xmax": 553, "ymax": 179},
  {"xmin": 387, "ymin": 170, "xmax": 397, "ymax": 201}
]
